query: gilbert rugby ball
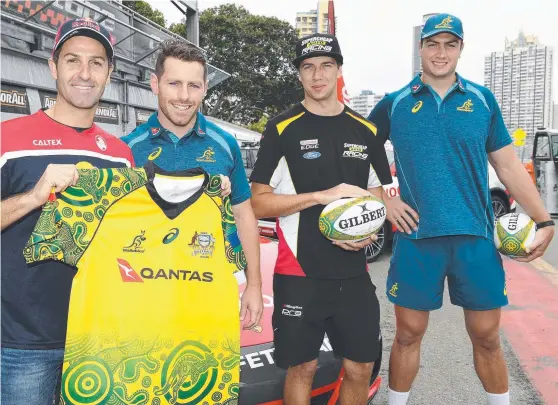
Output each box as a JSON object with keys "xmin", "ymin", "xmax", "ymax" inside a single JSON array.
[
  {"xmin": 319, "ymin": 196, "xmax": 387, "ymax": 242},
  {"xmin": 494, "ymin": 213, "xmax": 536, "ymax": 258}
]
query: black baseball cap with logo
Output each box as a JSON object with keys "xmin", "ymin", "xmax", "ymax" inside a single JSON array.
[
  {"xmin": 293, "ymin": 33, "xmax": 343, "ymax": 68},
  {"xmin": 52, "ymin": 17, "xmax": 115, "ymax": 62}
]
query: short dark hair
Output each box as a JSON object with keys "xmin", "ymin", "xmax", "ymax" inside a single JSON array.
[
  {"xmin": 53, "ymin": 48, "xmax": 62, "ymax": 64},
  {"xmin": 155, "ymin": 39, "xmax": 207, "ymax": 81},
  {"xmin": 298, "ymin": 57, "xmax": 341, "ymax": 71}
]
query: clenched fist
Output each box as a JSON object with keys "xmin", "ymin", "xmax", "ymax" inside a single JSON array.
[{"xmin": 30, "ymin": 164, "xmax": 79, "ymax": 207}]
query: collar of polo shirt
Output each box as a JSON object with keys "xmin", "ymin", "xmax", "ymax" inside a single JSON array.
[
  {"xmin": 146, "ymin": 111, "xmax": 208, "ymax": 139},
  {"xmin": 411, "ymin": 72, "xmax": 467, "ymax": 95}
]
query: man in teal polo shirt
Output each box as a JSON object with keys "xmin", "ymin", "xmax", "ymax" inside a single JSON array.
[
  {"xmin": 368, "ymin": 14, "xmax": 554, "ymax": 405},
  {"xmin": 122, "ymin": 39, "xmax": 263, "ymax": 331}
]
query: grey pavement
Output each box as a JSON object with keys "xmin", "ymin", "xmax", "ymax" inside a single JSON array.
[{"xmin": 367, "ymin": 252, "xmax": 543, "ymax": 405}]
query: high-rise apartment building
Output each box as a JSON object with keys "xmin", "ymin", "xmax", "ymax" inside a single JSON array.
[
  {"xmin": 295, "ymin": 10, "xmax": 318, "ymax": 38},
  {"xmin": 412, "ymin": 13, "xmax": 438, "ymax": 78},
  {"xmin": 485, "ymin": 31, "xmax": 554, "ymax": 157},
  {"xmin": 295, "ymin": 1, "xmax": 330, "ymax": 38},
  {"xmin": 351, "ymin": 90, "xmax": 385, "ymax": 117}
]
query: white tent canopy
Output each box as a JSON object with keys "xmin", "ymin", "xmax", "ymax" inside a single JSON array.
[{"xmin": 206, "ymin": 116, "xmax": 261, "ymax": 144}]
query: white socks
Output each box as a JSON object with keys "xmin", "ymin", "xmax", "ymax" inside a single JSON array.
[
  {"xmin": 387, "ymin": 388, "xmax": 508, "ymax": 404},
  {"xmin": 388, "ymin": 388, "xmax": 410, "ymax": 405},
  {"xmin": 487, "ymin": 392, "xmax": 510, "ymax": 405}
]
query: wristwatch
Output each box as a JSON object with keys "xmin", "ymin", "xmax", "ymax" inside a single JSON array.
[{"xmin": 536, "ymin": 220, "xmax": 555, "ymax": 230}]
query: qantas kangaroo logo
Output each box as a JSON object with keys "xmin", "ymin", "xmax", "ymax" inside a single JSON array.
[{"xmin": 117, "ymin": 259, "xmax": 143, "ymax": 283}]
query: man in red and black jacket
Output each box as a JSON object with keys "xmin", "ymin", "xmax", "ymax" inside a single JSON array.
[
  {"xmin": 0, "ymin": 18, "xmax": 133, "ymax": 405},
  {"xmin": 250, "ymin": 33, "xmax": 392, "ymax": 405}
]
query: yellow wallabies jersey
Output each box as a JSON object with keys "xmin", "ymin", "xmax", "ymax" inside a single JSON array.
[{"xmin": 24, "ymin": 162, "xmax": 245, "ymax": 405}]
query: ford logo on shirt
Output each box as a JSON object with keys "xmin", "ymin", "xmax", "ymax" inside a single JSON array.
[{"xmin": 303, "ymin": 151, "xmax": 321, "ymax": 159}]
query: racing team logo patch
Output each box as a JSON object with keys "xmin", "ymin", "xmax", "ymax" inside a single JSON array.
[
  {"xmin": 303, "ymin": 151, "xmax": 321, "ymax": 159},
  {"xmin": 282, "ymin": 304, "xmax": 303, "ymax": 317},
  {"xmin": 301, "ymin": 35, "xmax": 334, "ymax": 56},
  {"xmin": 342, "ymin": 143, "xmax": 368, "ymax": 160},
  {"xmin": 300, "ymin": 139, "xmax": 319, "ymax": 150},
  {"xmin": 33, "ymin": 139, "xmax": 62, "ymax": 146},
  {"xmin": 95, "ymin": 135, "xmax": 107, "ymax": 151}
]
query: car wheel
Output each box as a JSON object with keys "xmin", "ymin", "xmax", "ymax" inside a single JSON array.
[
  {"xmin": 491, "ymin": 194, "xmax": 509, "ymax": 219},
  {"xmin": 365, "ymin": 223, "xmax": 386, "ymax": 263}
]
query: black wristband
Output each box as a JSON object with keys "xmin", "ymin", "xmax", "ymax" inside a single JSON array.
[{"xmin": 536, "ymin": 220, "xmax": 555, "ymax": 230}]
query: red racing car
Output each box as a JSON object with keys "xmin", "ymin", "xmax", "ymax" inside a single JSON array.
[{"xmin": 238, "ymin": 235, "xmax": 383, "ymax": 404}]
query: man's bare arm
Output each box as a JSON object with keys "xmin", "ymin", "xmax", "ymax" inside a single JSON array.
[
  {"xmin": 250, "ymin": 182, "xmax": 371, "ymax": 220},
  {"xmin": 368, "ymin": 186, "xmax": 383, "ymax": 200},
  {"xmin": 488, "ymin": 146, "xmax": 549, "ymax": 223},
  {"xmin": 1, "ymin": 192, "xmax": 42, "ymax": 231},
  {"xmin": 231, "ymin": 200, "xmax": 261, "ymax": 287},
  {"xmin": 231, "ymin": 199, "xmax": 263, "ymax": 330},
  {"xmin": 250, "ymin": 183, "xmax": 318, "ymax": 219},
  {"xmin": 1, "ymin": 164, "xmax": 78, "ymax": 231},
  {"xmin": 489, "ymin": 145, "xmax": 554, "ymax": 261}
]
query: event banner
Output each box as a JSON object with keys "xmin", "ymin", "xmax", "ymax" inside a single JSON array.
[{"xmin": 1, "ymin": 83, "xmax": 31, "ymax": 115}]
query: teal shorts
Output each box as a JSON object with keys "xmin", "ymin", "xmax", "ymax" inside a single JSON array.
[{"xmin": 386, "ymin": 234, "xmax": 508, "ymax": 311}]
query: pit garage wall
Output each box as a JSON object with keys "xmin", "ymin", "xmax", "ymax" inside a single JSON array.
[
  {"xmin": 1, "ymin": 50, "xmax": 261, "ymax": 142},
  {"xmin": 0, "ymin": 50, "xmax": 157, "ymax": 136}
]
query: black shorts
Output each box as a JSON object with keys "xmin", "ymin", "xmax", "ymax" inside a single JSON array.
[{"xmin": 272, "ymin": 273, "xmax": 381, "ymax": 369}]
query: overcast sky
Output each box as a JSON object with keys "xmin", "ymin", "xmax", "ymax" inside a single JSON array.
[{"xmin": 149, "ymin": 0, "xmax": 558, "ymax": 100}]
